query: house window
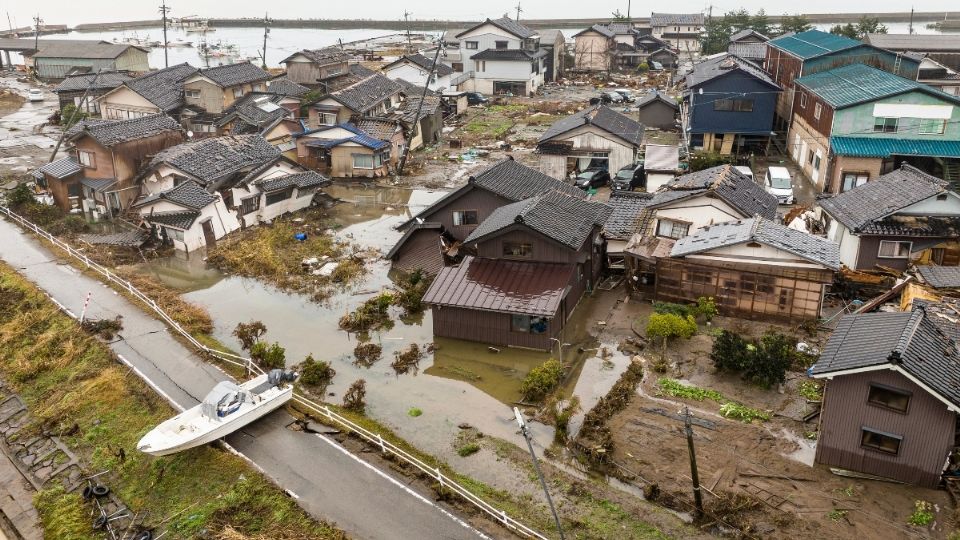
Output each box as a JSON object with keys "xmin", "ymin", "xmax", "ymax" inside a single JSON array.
[
  {"xmin": 185, "ymin": 89, "xmax": 201, "ymax": 98},
  {"xmin": 352, "ymin": 153, "xmax": 374, "ymax": 169},
  {"xmin": 452, "ymin": 62, "xmax": 464, "ymax": 72},
  {"xmin": 503, "ymin": 242, "xmax": 532, "ymax": 258},
  {"xmin": 813, "ymin": 102, "xmax": 822, "ymax": 120},
  {"xmin": 919, "ymin": 118, "xmax": 946, "ymax": 135},
  {"xmin": 452, "ymin": 210, "xmax": 478, "ymax": 226},
  {"xmin": 713, "ymin": 98, "xmax": 753, "ymax": 112},
  {"xmin": 657, "ymin": 219, "xmax": 690, "ymax": 239},
  {"xmin": 878, "ymin": 240, "xmax": 912, "ymax": 259},
  {"xmin": 511, "ymin": 314, "xmax": 547, "ymax": 334},
  {"xmin": 372, "ymin": 150, "xmax": 390, "ymax": 168},
  {"xmin": 841, "ymin": 172, "xmax": 869, "ymax": 192},
  {"xmin": 318, "ymin": 112, "xmax": 337, "ymax": 126},
  {"xmin": 165, "ymin": 227, "xmax": 184, "ymax": 242},
  {"xmin": 465, "ymin": 41, "xmax": 478, "ymax": 50},
  {"xmin": 873, "ymin": 117, "xmax": 898, "ymax": 133},
  {"xmin": 240, "ymin": 196, "xmax": 260, "ymax": 214},
  {"xmin": 233, "ymin": 87, "xmax": 244, "ymax": 98},
  {"xmin": 868, "ymin": 384, "xmax": 911, "ymax": 413},
  {"xmin": 477, "ymin": 61, "xmax": 486, "ymax": 73},
  {"xmin": 807, "ymin": 149, "xmax": 815, "ymax": 165},
  {"xmin": 77, "ymin": 150, "xmax": 95, "ymax": 168},
  {"xmin": 799, "ymin": 92, "xmax": 807, "ymax": 108},
  {"xmin": 254, "ymin": 83, "xmax": 265, "ymax": 92},
  {"xmin": 265, "ymin": 188, "xmax": 293, "ymax": 206},
  {"xmin": 495, "ymin": 40, "xmax": 508, "ymax": 49},
  {"xmin": 861, "ymin": 428, "xmax": 902, "ymax": 455}
]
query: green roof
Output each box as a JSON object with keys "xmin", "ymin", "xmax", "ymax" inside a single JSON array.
[
  {"xmin": 831, "ymin": 136, "xmax": 960, "ymax": 158},
  {"xmin": 767, "ymin": 29, "xmax": 860, "ymax": 60},
  {"xmin": 795, "ymin": 63, "xmax": 960, "ymax": 109}
]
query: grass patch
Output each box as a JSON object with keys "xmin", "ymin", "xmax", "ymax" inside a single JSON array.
[
  {"xmin": 656, "ymin": 378, "xmax": 770, "ymax": 423},
  {"xmin": 457, "ymin": 443, "xmax": 480, "ymax": 457},
  {"xmin": 0, "ymin": 263, "xmax": 343, "ymax": 539},
  {"xmin": 799, "ymin": 380, "xmax": 823, "ymax": 401},
  {"xmin": 339, "ymin": 292, "xmax": 394, "ymax": 333},
  {"xmin": 408, "ymin": 407, "xmax": 423, "ymax": 417}
]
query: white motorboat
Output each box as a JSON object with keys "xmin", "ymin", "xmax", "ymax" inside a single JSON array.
[{"xmin": 137, "ymin": 370, "xmax": 296, "ymax": 456}]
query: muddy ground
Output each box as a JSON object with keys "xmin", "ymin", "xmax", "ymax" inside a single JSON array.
[{"xmin": 592, "ymin": 294, "xmax": 954, "ymax": 539}]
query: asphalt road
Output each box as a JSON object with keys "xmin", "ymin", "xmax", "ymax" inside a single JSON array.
[{"xmin": 0, "ymin": 218, "xmax": 490, "ymax": 540}]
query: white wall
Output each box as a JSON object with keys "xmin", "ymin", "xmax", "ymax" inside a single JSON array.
[
  {"xmin": 382, "ymin": 62, "xmax": 452, "ymax": 91},
  {"xmin": 687, "ymin": 242, "xmax": 828, "ymax": 269},
  {"xmin": 898, "ymin": 192, "xmax": 960, "ymax": 215},
  {"xmin": 654, "ymin": 197, "xmax": 745, "ymax": 233},
  {"xmin": 647, "ymin": 172, "xmax": 675, "ymax": 192},
  {"xmin": 139, "ymin": 196, "xmax": 239, "ymax": 253},
  {"xmin": 458, "ymin": 25, "xmax": 522, "ymax": 73}
]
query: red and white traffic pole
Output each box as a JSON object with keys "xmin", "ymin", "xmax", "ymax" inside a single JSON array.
[{"xmin": 79, "ymin": 291, "xmax": 92, "ymax": 323}]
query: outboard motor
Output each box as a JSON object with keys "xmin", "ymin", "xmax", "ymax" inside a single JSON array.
[{"xmin": 267, "ymin": 369, "xmax": 299, "ymax": 386}]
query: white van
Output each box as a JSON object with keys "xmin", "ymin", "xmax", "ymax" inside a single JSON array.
[
  {"xmin": 734, "ymin": 166, "xmax": 754, "ymax": 181},
  {"xmin": 764, "ymin": 166, "xmax": 795, "ymax": 205}
]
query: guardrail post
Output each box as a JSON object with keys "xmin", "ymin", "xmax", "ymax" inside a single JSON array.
[
  {"xmin": 377, "ymin": 433, "xmax": 386, "ymax": 454},
  {"xmin": 501, "ymin": 510, "xmax": 508, "ymax": 524}
]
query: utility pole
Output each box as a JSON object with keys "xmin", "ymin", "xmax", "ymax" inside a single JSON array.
[
  {"xmin": 159, "ymin": 1, "xmax": 170, "ymax": 68},
  {"xmin": 50, "ymin": 69, "xmax": 102, "ymax": 162},
  {"xmin": 396, "ymin": 41, "xmax": 442, "ymax": 178},
  {"xmin": 33, "ymin": 13, "xmax": 42, "ymax": 54},
  {"xmin": 515, "ymin": 2, "xmax": 523, "ymax": 22},
  {"xmin": 403, "ymin": 11, "xmax": 412, "ymax": 54},
  {"xmin": 514, "ymin": 408, "xmax": 565, "ymax": 539},
  {"xmin": 909, "ymin": 7, "xmax": 915, "ymax": 35},
  {"xmin": 684, "ymin": 406, "xmax": 704, "ymax": 518},
  {"xmin": 627, "ymin": 0, "xmax": 632, "ymax": 22},
  {"xmin": 261, "ymin": 12, "xmax": 270, "ymax": 69}
]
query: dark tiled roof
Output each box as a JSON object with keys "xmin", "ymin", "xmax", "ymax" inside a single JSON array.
[
  {"xmin": 324, "ymin": 64, "xmax": 378, "ymax": 93},
  {"xmin": 728, "ymin": 42, "xmax": 768, "ymax": 60},
  {"xmin": 636, "ymin": 90, "xmax": 678, "ymax": 110},
  {"xmin": 256, "ymin": 171, "xmax": 330, "ymax": 192},
  {"xmin": 356, "ymin": 119, "xmax": 399, "ymax": 140},
  {"xmin": 66, "ymin": 114, "xmax": 180, "ymax": 147},
  {"xmin": 539, "ymin": 104, "xmax": 644, "ymax": 147},
  {"xmin": 125, "ymin": 63, "xmax": 198, "ymax": 112},
  {"xmin": 465, "ymin": 190, "xmax": 612, "ymax": 250},
  {"xmin": 221, "ymin": 94, "xmax": 291, "ymax": 129},
  {"xmin": 134, "ymin": 180, "xmax": 217, "ymax": 210},
  {"xmin": 650, "ymin": 13, "xmax": 705, "ymax": 26},
  {"xmin": 670, "ymin": 217, "xmax": 840, "ymax": 269},
  {"xmin": 458, "ymin": 17, "xmax": 536, "ymax": 39},
  {"xmin": 397, "ymin": 95, "xmax": 441, "ymax": 124},
  {"xmin": 328, "ymin": 73, "xmax": 401, "ymax": 114},
  {"xmin": 33, "ymin": 157, "xmax": 81, "ymax": 179},
  {"xmin": 265, "ymin": 76, "xmax": 310, "ymax": 97},
  {"xmin": 796, "ymin": 63, "xmax": 960, "ymax": 109},
  {"xmin": 394, "ymin": 78, "xmax": 440, "ymax": 97},
  {"xmin": 80, "ymin": 177, "xmax": 117, "ymax": 191},
  {"xmin": 768, "ymin": 29, "xmax": 860, "ymax": 60},
  {"xmin": 857, "ymin": 215, "xmax": 960, "ymax": 237},
  {"xmin": 282, "ymin": 47, "xmax": 349, "ymax": 66},
  {"xmin": 197, "ymin": 62, "xmax": 271, "ymax": 88},
  {"xmin": 604, "ymin": 191, "xmax": 656, "ymax": 240},
  {"xmin": 575, "ymin": 24, "xmax": 616, "ymax": 38},
  {"xmin": 686, "ymin": 53, "xmax": 778, "ymax": 88},
  {"xmin": 810, "ymin": 309, "xmax": 960, "ymax": 408},
  {"xmin": 918, "ymin": 266, "xmax": 960, "ymax": 289},
  {"xmin": 654, "ymin": 165, "xmax": 778, "ymax": 220},
  {"xmin": 422, "ymin": 256, "xmax": 574, "ymax": 316},
  {"xmin": 148, "ymin": 135, "xmax": 280, "ymax": 185},
  {"xmin": 142, "ymin": 210, "xmax": 201, "ymax": 229},
  {"xmin": 54, "ymin": 71, "xmax": 132, "ymax": 93},
  {"xmin": 818, "ymin": 165, "xmax": 950, "ymax": 232},
  {"xmin": 470, "ymin": 158, "xmax": 586, "ymax": 201},
  {"xmin": 729, "ymin": 29, "xmax": 769, "ymax": 43},
  {"xmin": 470, "ymin": 48, "xmax": 547, "ymax": 61},
  {"xmin": 385, "ymin": 54, "xmax": 454, "ymax": 77}
]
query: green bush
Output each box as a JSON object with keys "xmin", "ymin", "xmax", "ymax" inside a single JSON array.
[
  {"xmin": 637, "ymin": 62, "xmax": 649, "ymax": 73},
  {"xmin": 233, "ymin": 320, "xmax": 267, "ymax": 351},
  {"xmin": 688, "ymin": 151, "xmax": 734, "ymax": 172},
  {"xmin": 299, "ymin": 354, "xmax": 335, "ymax": 387},
  {"xmin": 710, "ymin": 330, "xmax": 797, "ymax": 388},
  {"xmin": 696, "ymin": 296, "xmax": 718, "ymax": 321},
  {"xmin": 646, "ymin": 313, "xmax": 697, "ymax": 344},
  {"xmin": 408, "ymin": 407, "xmax": 423, "ymax": 417},
  {"xmin": 5, "ymin": 183, "xmax": 34, "ymax": 208},
  {"xmin": 250, "ymin": 341, "xmax": 286, "ymax": 370},
  {"xmin": 60, "ymin": 104, "xmax": 89, "ymax": 128},
  {"xmin": 520, "ymin": 359, "xmax": 564, "ymax": 402},
  {"xmin": 457, "ymin": 442, "xmax": 480, "ymax": 457},
  {"xmin": 908, "ymin": 500, "xmax": 934, "ymax": 526},
  {"xmin": 652, "ymin": 301, "xmax": 695, "ymax": 318}
]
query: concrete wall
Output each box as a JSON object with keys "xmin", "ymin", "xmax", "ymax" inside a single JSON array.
[
  {"xmin": 574, "ymin": 33, "xmax": 611, "ymax": 71},
  {"xmin": 382, "ymin": 62, "xmax": 451, "ymax": 91},
  {"xmin": 787, "ymin": 115, "xmax": 830, "ymax": 190}
]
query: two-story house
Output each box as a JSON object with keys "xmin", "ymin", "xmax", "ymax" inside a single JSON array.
[
  {"xmin": 53, "ymin": 71, "xmax": 132, "ymax": 115},
  {"xmin": 308, "ymin": 72, "xmax": 402, "ymax": 127},
  {"xmin": 810, "ymin": 307, "xmax": 960, "ymax": 487},
  {"xmin": 381, "ymin": 54, "xmax": 454, "ymax": 92},
  {"xmin": 572, "ymin": 25, "xmax": 615, "ymax": 72},
  {"xmin": 97, "ymin": 63, "xmax": 198, "ymax": 120},
  {"xmin": 537, "ymin": 104, "xmax": 644, "ymax": 180},
  {"xmin": 682, "ymin": 53, "xmax": 781, "ymax": 155},
  {"xmin": 36, "ymin": 114, "xmax": 183, "ymax": 215},
  {"xmin": 764, "ymin": 30, "xmax": 921, "ymax": 130},
  {"xmin": 650, "ymin": 12, "xmax": 704, "ymax": 60},
  {"xmin": 727, "ymin": 29, "xmax": 769, "ymax": 65},
  {"xmin": 789, "ymin": 63, "xmax": 960, "ymax": 192},
  {"xmin": 386, "ymin": 158, "xmax": 586, "ymax": 274},
  {"xmin": 280, "ymin": 47, "xmax": 351, "ymax": 89},
  {"xmin": 453, "ymin": 17, "xmax": 546, "ymax": 96},
  {"xmin": 818, "ymin": 165, "xmax": 960, "ymax": 271},
  {"xmin": 422, "ymin": 189, "xmax": 611, "ymax": 350},
  {"xmin": 179, "ymin": 62, "xmax": 272, "ymax": 133}
]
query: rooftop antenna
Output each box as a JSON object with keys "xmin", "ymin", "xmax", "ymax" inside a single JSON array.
[
  {"xmin": 159, "ymin": 1, "xmax": 170, "ymax": 67},
  {"xmin": 261, "ymin": 12, "xmax": 271, "ymax": 69},
  {"xmin": 515, "ymin": 2, "xmax": 523, "ymax": 21},
  {"xmin": 404, "ymin": 11, "xmax": 412, "ymax": 53}
]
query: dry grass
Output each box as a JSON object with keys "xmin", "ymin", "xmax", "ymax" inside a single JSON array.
[{"xmin": 115, "ymin": 267, "xmax": 214, "ymax": 336}]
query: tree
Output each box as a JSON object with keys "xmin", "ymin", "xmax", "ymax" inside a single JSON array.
[
  {"xmin": 611, "ymin": 9, "xmax": 628, "ymax": 22},
  {"xmin": 751, "ymin": 10, "xmax": 772, "ymax": 36},
  {"xmin": 829, "ymin": 23, "xmax": 858, "ymax": 39},
  {"xmin": 701, "ymin": 16, "xmax": 732, "ymax": 55},
  {"xmin": 250, "ymin": 341, "xmax": 286, "ymax": 370},
  {"xmin": 830, "ymin": 16, "xmax": 888, "ymax": 40},
  {"xmin": 778, "ymin": 14, "xmax": 813, "ymax": 35},
  {"xmin": 725, "ymin": 9, "xmax": 752, "ymax": 33},
  {"xmin": 233, "ymin": 320, "xmax": 267, "ymax": 351}
]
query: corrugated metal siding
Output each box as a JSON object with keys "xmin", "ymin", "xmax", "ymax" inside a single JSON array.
[
  {"xmin": 392, "ymin": 229, "xmax": 444, "ymax": 275},
  {"xmin": 816, "ymin": 370, "xmax": 954, "ymax": 487},
  {"xmin": 421, "ymin": 188, "xmax": 510, "ymax": 241},
  {"xmin": 475, "ymin": 227, "xmax": 574, "ymax": 263},
  {"xmin": 431, "ymin": 306, "xmax": 558, "ymax": 350}
]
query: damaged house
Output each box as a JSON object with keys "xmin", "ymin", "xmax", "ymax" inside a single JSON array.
[
  {"xmin": 179, "ymin": 62, "xmax": 273, "ymax": 135},
  {"xmin": 452, "ymin": 17, "xmax": 547, "ymax": 96},
  {"xmin": 97, "ymin": 63, "xmax": 198, "ymax": 120},
  {"xmin": 295, "ymin": 123, "xmax": 393, "ymax": 178},
  {"xmin": 386, "ymin": 158, "xmax": 586, "ymax": 274},
  {"xmin": 381, "ymin": 53, "xmax": 454, "ymax": 92},
  {"xmin": 53, "ymin": 70, "xmax": 133, "ymax": 115},
  {"xmin": 306, "ymin": 71, "xmax": 402, "ymax": 128},
  {"xmin": 421, "ymin": 190, "xmax": 611, "ymax": 350},
  {"xmin": 133, "ymin": 134, "xmax": 329, "ymax": 251},
  {"xmin": 537, "ymin": 104, "xmax": 644, "ymax": 181},
  {"xmin": 819, "ymin": 165, "xmax": 960, "ymax": 271}
]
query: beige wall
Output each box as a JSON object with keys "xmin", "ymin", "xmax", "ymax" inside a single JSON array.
[
  {"xmin": 828, "ymin": 156, "xmax": 884, "ymax": 194},
  {"xmin": 100, "ymin": 87, "xmax": 160, "ymax": 119},
  {"xmin": 787, "ymin": 115, "xmax": 830, "ymax": 191},
  {"xmin": 574, "ymin": 34, "xmax": 611, "ymax": 71}
]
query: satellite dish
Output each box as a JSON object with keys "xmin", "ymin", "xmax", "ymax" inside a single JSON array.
[{"xmin": 187, "ymin": 130, "xmax": 194, "ymax": 138}]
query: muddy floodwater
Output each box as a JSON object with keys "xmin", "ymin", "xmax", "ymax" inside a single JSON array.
[{"xmin": 133, "ymin": 183, "xmax": 627, "ymax": 459}]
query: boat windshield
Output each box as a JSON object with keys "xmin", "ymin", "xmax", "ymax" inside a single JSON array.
[{"xmin": 200, "ymin": 381, "xmax": 249, "ymax": 419}]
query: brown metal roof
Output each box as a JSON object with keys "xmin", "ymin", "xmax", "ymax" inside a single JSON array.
[{"xmin": 422, "ymin": 256, "xmax": 574, "ymax": 316}]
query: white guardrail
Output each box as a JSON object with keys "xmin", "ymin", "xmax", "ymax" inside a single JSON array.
[{"xmin": 0, "ymin": 205, "xmax": 548, "ymax": 540}]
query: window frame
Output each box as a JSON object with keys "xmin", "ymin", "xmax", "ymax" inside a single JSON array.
[
  {"xmin": 165, "ymin": 226, "xmax": 185, "ymax": 243},
  {"xmin": 502, "ymin": 241, "xmax": 533, "ymax": 259},
  {"xmin": 185, "ymin": 88, "xmax": 201, "ymax": 99},
  {"xmin": 494, "ymin": 40, "xmax": 508, "ymax": 49},
  {"xmin": 873, "ymin": 117, "xmax": 898, "ymax": 133},
  {"xmin": 240, "ymin": 195, "xmax": 260, "ymax": 215},
  {"xmin": 867, "ymin": 384, "xmax": 911, "ymax": 414},
  {"xmin": 799, "ymin": 92, "xmax": 807, "ymax": 109},
  {"xmin": 841, "ymin": 172, "xmax": 869, "ymax": 192},
  {"xmin": 351, "ymin": 153, "xmax": 375, "ymax": 170},
  {"xmin": 657, "ymin": 218, "xmax": 691, "ymax": 240},
  {"xmin": 232, "ymin": 87, "xmax": 244, "ymax": 99},
  {"xmin": 318, "ymin": 112, "xmax": 337, "ymax": 126},
  {"xmin": 465, "ymin": 41, "xmax": 479, "ymax": 50},
  {"xmin": 265, "ymin": 187, "xmax": 293, "ymax": 206},
  {"xmin": 877, "ymin": 240, "xmax": 912, "ymax": 259},
  {"xmin": 919, "ymin": 118, "xmax": 946, "ymax": 135},
  {"xmin": 452, "ymin": 209, "xmax": 479, "ymax": 226},
  {"xmin": 813, "ymin": 102, "xmax": 822, "ymax": 120},
  {"xmin": 713, "ymin": 98, "xmax": 753, "ymax": 112},
  {"xmin": 860, "ymin": 427, "xmax": 902, "ymax": 456},
  {"xmin": 77, "ymin": 149, "xmax": 95, "ymax": 168}
]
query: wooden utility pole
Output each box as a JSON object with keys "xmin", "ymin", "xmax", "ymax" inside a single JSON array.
[
  {"xmin": 159, "ymin": 1, "xmax": 170, "ymax": 67},
  {"xmin": 515, "ymin": 2, "xmax": 523, "ymax": 22},
  {"xmin": 261, "ymin": 12, "xmax": 270, "ymax": 69},
  {"xmin": 909, "ymin": 7, "xmax": 915, "ymax": 34},
  {"xmin": 627, "ymin": 0, "xmax": 632, "ymax": 21},
  {"xmin": 395, "ymin": 41, "xmax": 442, "ymax": 178},
  {"xmin": 33, "ymin": 14, "xmax": 42, "ymax": 54},
  {"xmin": 684, "ymin": 406, "xmax": 704, "ymax": 517},
  {"xmin": 403, "ymin": 11, "xmax": 412, "ymax": 54}
]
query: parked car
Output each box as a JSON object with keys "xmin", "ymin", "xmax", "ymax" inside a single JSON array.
[
  {"xmin": 574, "ymin": 168, "xmax": 610, "ymax": 190},
  {"xmin": 764, "ymin": 166, "xmax": 795, "ymax": 204},
  {"xmin": 465, "ymin": 92, "xmax": 488, "ymax": 106},
  {"xmin": 734, "ymin": 166, "xmax": 754, "ymax": 181},
  {"xmin": 589, "ymin": 94, "xmax": 610, "ymax": 105},
  {"xmin": 28, "ymin": 89, "xmax": 44, "ymax": 102},
  {"xmin": 613, "ymin": 89, "xmax": 636, "ymax": 103},
  {"xmin": 604, "ymin": 91, "xmax": 624, "ymax": 103},
  {"xmin": 611, "ymin": 161, "xmax": 646, "ymax": 191}
]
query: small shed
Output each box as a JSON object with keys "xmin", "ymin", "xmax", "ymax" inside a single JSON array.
[
  {"xmin": 642, "ymin": 144, "xmax": 680, "ymax": 191},
  {"xmin": 28, "ymin": 42, "xmax": 149, "ymax": 81},
  {"xmin": 635, "ymin": 91, "xmax": 678, "ymax": 130}
]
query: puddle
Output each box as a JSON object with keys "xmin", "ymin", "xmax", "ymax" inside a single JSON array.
[
  {"xmin": 136, "ymin": 253, "xmax": 225, "ymax": 293},
  {"xmin": 564, "ymin": 343, "xmax": 632, "ymax": 440},
  {"xmin": 776, "ymin": 427, "xmax": 817, "ymax": 467}
]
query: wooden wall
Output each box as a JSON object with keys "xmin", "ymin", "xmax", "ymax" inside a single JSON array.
[
  {"xmin": 419, "ymin": 187, "xmax": 510, "ymax": 241},
  {"xmin": 816, "ymin": 369, "xmax": 955, "ymax": 488},
  {"xmin": 431, "ymin": 305, "xmax": 559, "ymax": 350},
  {"xmin": 393, "ymin": 229, "xmax": 445, "ymax": 275},
  {"xmin": 475, "ymin": 227, "xmax": 575, "ymax": 264}
]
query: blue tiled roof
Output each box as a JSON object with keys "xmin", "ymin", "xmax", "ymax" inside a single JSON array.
[
  {"xmin": 831, "ymin": 136, "xmax": 960, "ymax": 158},
  {"xmin": 301, "ymin": 123, "xmax": 390, "ymax": 151},
  {"xmin": 767, "ymin": 29, "xmax": 860, "ymax": 60},
  {"xmin": 795, "ymin": 63, "xmax": 960, "ymax": 109}
]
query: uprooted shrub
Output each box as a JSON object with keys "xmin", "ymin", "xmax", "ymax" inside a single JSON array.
[
  {"xmin": 576, "ymin": 361, "xmax": 644, "ymax": 462},
  {"xmin": 392, "ymin": 269, "xmax": 434, "ymax": 316},
  {"xmin": 520, "ymin": 359, "xmax": 564, "ymax": 402},
  {"xmin": 342, "ymin": 379, "xmax": 367, "ymax": 412},
  {"xmin": 711, "ymin": 330, "xmax": 796, "ymax": 388},
  {"xmin": 299, "ymin": 354, "xmax": 336, "ymax": 388},
  {"xmin": 250, "ymin": 341, "xmax": 286, "ymax": 370},
  {"xmin": 233, "ymin": 320, "xmax": 267, "ymax": 351},
  {"xmin": 338, "ymin": 293, "xmax": 394, "ymax": 333},
  {"xmin": 391, "ymin": 343, "xmax": 424, "ymax": 375},
  {"xmin": 353, "ymin": 342, "xmax": 383, "ymax": 367}
]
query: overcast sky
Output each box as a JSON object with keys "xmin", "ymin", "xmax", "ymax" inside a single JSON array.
[{"xmin": 6, "ymin": 1, "xmax": 957, "ymax": 28}]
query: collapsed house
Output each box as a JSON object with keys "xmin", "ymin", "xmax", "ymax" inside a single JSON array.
[{"xmin": 537, "ymin": 105, "xmax": 644, "ymax": 181}]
